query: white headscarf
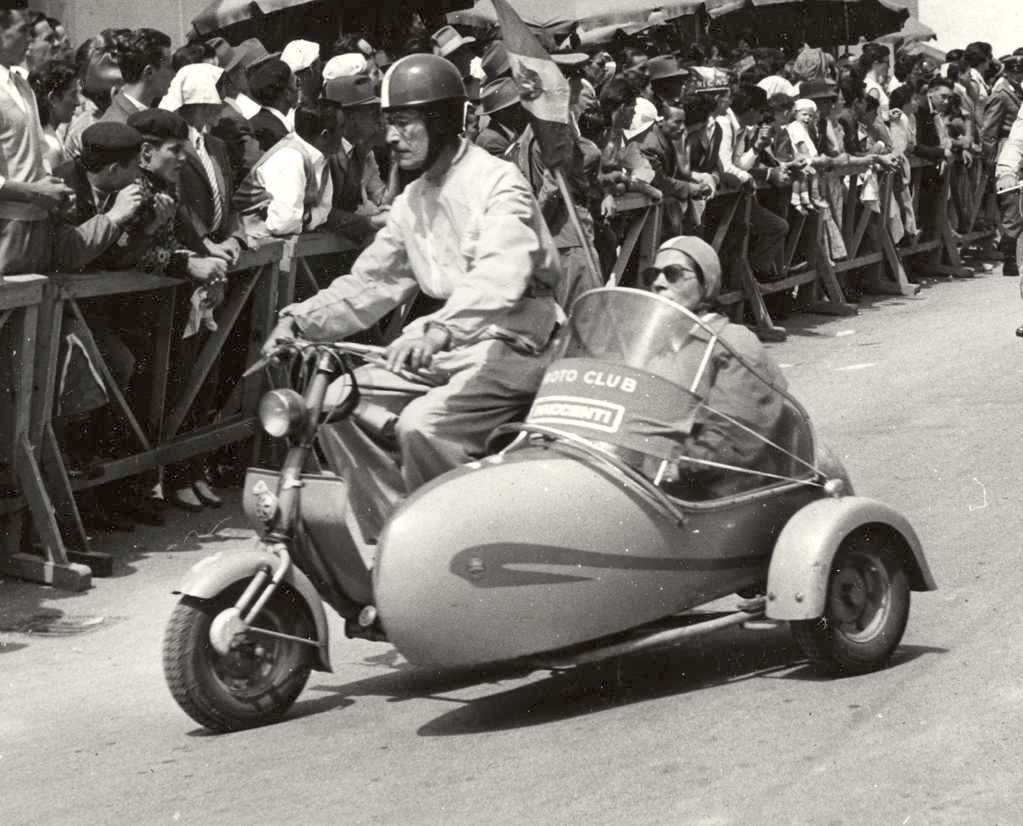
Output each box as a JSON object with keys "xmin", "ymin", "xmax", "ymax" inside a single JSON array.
[{"xmin": 160, "ymin": 64, "xmax": 224, "ymax": 112}]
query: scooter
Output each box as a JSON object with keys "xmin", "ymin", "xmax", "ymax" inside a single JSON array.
[{"xmin": 163, "ymin": 288, "xmax": 936, "ymax": 732}]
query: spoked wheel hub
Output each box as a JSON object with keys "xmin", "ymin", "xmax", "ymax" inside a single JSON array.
[{"xmin": 829, "ymin": 555, "xmax": 891, "ymax": 638}]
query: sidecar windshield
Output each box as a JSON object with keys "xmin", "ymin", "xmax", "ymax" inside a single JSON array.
[
  {"xmin": 526, "ymin": 288, "xmax": 819, "ymax": 499},
  {"xmin": 558, "ymin": 288, "xmax": 716, "ymax": 391}
]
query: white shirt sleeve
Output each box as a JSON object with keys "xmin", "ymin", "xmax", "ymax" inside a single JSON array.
[
  {"xmin": 716, "ymin": 115, "xmax": 752, "ymax": 181},
  {"xmin": 259, "ymin": 146, "xmax": 307, "ymax": 236}
]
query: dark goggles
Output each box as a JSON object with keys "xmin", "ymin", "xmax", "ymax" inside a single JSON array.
[{"xmin": 640, "ymin": 261, "xmax": 705, "ymax": 290}]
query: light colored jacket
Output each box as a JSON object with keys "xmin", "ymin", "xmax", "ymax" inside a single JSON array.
[
  {"xmin": 283, "ymin": 140, "xmax": 562, "ymax": 354},
  {"xmin": 996, "ymin": 107, "xmax": 1023, "ymax": 185}
]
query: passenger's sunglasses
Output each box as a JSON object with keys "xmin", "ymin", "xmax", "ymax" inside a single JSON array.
[{"xmin": 640, "ymin": 262, "xmax": 704, "ymax": 290}]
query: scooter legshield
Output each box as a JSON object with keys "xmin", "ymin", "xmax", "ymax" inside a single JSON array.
[{"xmin": 374, "ymin": 448, "xmax": 767, "ymax": 668}]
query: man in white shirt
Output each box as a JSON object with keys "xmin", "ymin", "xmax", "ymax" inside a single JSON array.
[
  {"xmin": 233, "ymin": 99, "xmax": 341, "ymax": 243},
  {"xmin": 0, "ymin": 6, "xmax": 78, "ymax": 274},
  {"xmin": 715, "ymin": 84, "xmax": 790, "ymax": 279}
]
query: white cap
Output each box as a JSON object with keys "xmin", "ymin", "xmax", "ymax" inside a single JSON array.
[
  {"xmin": 624, "ymin": 97, "xmax": 662, "ymax": 141},
  {"xmin": 793, "ymin": 98, "xmax": 818, "ymax": 113},
  {"xmin": 322, "ymin": 53, "xmax": 368, "ymax": 81},
  {"xmin": 160, "ymin": 64, "xmax": 224, "ymax": 112},
  {"xmin": 281, "ymin": 39, "xmax": 320, "ymax": 73}
]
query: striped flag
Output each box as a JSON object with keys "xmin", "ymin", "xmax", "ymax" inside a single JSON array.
[{"xmin": 490, "ymin": 0, "xmax": 573, "ymax": 170}]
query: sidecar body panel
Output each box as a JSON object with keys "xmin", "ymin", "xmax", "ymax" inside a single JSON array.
[
  {"xmin": 374, "ymin": 446, "xmax": 821, "ymax": 668},
  {"xmin": 766, "ymin": 495, "xmax": 937, "ymax": 621}
]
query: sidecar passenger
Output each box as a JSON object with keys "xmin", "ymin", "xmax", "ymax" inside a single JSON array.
[{"xmin": 641, "ymin": 236, "xmax": 791, "ymax": 500}]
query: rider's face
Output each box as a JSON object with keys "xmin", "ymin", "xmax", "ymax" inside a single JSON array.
[
  {"xmin": 385, "ymin": 110, "xmax": 429, "ymax": 170},
  {"xmin": 646, "ymin": 251, "xmax": 704, "ymax": 311}
]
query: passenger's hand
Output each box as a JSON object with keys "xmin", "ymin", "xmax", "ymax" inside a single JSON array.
[
  {"xmin": 27, "ymin": 176, "xmax": 73, "ymax": 210},
  {"xmin": 106, "ymin": 183, "xmax": 144, "ymax": 227},
  {"xmin": 385, "ymin": 327, "xmax": 449, "ymax": 373},
  {"xmin": 262, "ymin": 316, "xmax": 298, "ymax": 359},
  {"xmin": 187, "ymin": 256, "xmax": 228, "ymax": 284},
  {"xmin": 205, "ymin": 236, "xmax": 242, "ymax": 266},
  {"xmin": 369, "ymin": 209, "xmax": 389, "ymax": 229}
]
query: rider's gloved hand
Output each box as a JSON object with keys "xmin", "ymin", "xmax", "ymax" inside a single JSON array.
[
  {"xmin": 262, "ymin": 315, "xmax": 298, "ymax": 359},
  {"xmin": 386, "ymin": 325, "xmax": 451, "ymax": 373}
]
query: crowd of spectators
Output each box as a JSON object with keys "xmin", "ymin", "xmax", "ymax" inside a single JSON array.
[{"xmin": 1, "ymin": 3, "xmax": 1021, "ymax": 530}]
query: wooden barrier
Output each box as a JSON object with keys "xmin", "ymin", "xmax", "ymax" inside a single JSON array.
[
  {"xmin": 31, "ymin": 243, "xmax": 284, "ymax": 561},
  {"xmin": 899, "ymin": 158, "xmax": 973, "ymax": 278},
  {"xmin": 606, "ymin": 192, "xmax": 662, "ymax": 287},
  {"xmin": 0, "ymin": 276, "xmax": 91, "ymax": 590}
]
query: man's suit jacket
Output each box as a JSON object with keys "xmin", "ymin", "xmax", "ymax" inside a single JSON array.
[
  {"xmin": 981, "ymin": 78, "xmax": 1023, "ymax": 161},
  {"xmin": 51, "ymin": 158, "xmax": 133, "ymax": 271},
  {"xmin": 248, "ymin": 108, "xmax": 289, "ymax": 152},
  {"xmin": 100, "ymin": 92, "xmax": 146, "ymax": 124},
  {"xmin": 912, "ymin": 99, "xmax": 947, "ymax": 161},
  {"xmin": 211, "ymin": 102, "xmax": 262, "ymax": 185},
  {"xmin": 177, "ymin": 132, "xmax": 241, "ymax": 250}
]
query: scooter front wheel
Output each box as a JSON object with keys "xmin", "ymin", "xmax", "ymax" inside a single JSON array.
[{"xmin": 163, "ymin": 584, "xmax": 314, "ymax": 732}]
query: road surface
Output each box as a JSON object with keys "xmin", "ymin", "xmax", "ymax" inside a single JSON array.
[{"xmin": 3, "ymin": 267, "xmax": 1022, "ymax": 825}]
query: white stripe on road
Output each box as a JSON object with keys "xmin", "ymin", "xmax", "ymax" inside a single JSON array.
[{"xmin": 835, "ymin": 362, "xmax": 877, "ymax": 371}]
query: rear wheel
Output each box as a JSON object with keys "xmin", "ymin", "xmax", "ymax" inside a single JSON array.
[
  {"xmin": 790, "ymin": 535, "xmax": 910, "ymax": 675},
  {"xmin": 163, "ymin": 584, "xmax": 314, "ymax": 732}
]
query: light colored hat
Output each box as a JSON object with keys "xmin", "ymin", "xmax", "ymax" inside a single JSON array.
[
  {"xmin": 655, "ymin": 236, "xmax": 723, "ymax": 304},
  {"xmin": 624, "ymin": 97, "xmax": 661, "ymax": 141},
  {"xmin": 281, "ymin": 39, "xmax": 320, "ymax": 73},
  {"xmin": 322, "ymin": 74, "xmax": 380, "ymax": 108},
  {"xmin": 431, "ymin": 25, "xmax": 476, "ymax": 59},
  {"xmin": 160, "ymin": 64, "xmax": 224, "ymax": 112},
  {"xmin": 322, "ymin": 53, "xmax": 368, "ymax": 81},
  {"xmin": 478, "ymin": 77, "xmax": 520, "ymax": 116},
  {"xmin": 793, "ymin": 98, "xmax": 818, "ymax": 113}
]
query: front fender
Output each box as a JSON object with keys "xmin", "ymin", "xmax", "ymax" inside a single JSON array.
[
  {"xmin": 174, "ymin": 547, "xmax": 332, "ymax": 672},
  {"xmin": 766, "ymin": 496, "xmax": 937, "ymax": 621}
]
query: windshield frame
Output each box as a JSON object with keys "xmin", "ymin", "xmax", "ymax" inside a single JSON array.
[{"xmin": 552, "ymin": 287, "xmax": 823, "ymax": 503}]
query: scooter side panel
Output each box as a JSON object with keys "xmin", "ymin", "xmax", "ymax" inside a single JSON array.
[
  {"xmin": 374, "ymin": 448, "xmax": 811, "ymax": 668},
  {"xmin": 242, "ymin": 469, "xmax": 374, "ymax": 606}
]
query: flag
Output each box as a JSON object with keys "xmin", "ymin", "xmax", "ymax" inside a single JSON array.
[{"xmin": 490, "ymin": 0, "xmax": 573, "ymax": 170}]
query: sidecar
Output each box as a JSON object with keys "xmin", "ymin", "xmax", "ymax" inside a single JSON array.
[{"xmin": 374, "ymin": 288, "xmax": 936, "ymax": 674}]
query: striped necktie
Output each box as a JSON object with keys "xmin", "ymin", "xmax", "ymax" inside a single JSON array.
[{"xmin": 194, "ymin": 134, "xmax": 223, "ymax": 232}]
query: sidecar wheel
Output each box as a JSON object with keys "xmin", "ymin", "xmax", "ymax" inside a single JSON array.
[
  {"xmin": 790, "ymin": 535, "xmax": 910, "ymax": 676},
  {"xmin": 163, "ymin": 585, "xmax": 314, "ymax": 732}
]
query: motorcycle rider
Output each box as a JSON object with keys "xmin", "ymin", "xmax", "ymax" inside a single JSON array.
[
  {"xmin": 642, "ymin": 236, "xmax": 789, "ymax": 499},
  {"xmin": 265, "ymin": 54, "xmax": 562, "ymax": 500}
]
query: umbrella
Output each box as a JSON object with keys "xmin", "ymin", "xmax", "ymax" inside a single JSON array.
[
  {"xmin": 876, "ymin": 16, "xmax": 936, "ymax": 46},
  {"xmin": 450, "ymin": 0, "xmax": 702, "ymax": 29},
  {"xmin": 706, "ymin": 0, "xmax": 911, "ymax": 48},
  {"xmin": 190, "ymin": 0, "xmax": 321, "ymax": 37}
]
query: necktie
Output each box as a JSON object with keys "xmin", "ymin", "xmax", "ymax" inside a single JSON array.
[
  {"xmin": 2, "ymin": 71, "xmax": 27, "ymax": 114},
  {"xmin": 194, "ymin": 135, "xmax": 223, "ymax": 232}
]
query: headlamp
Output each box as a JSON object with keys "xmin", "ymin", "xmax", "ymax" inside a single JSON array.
[{"xmin": 258, "ymin": 389, "xmax": 306, "ymax": 438}]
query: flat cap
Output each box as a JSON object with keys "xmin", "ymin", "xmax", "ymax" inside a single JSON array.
[
  {"xmin": 127, "ymin": 109, "xmax": 188, "ymax": 142},
  {"xmin": 322, "ymin": 53, "xmax": 367, "ymax": 81},
  {"xmin": 281, "ymin": 39, "xmax": 320, "ymax": 74},
  {"xmin": 322, "ymin": 74, "xmax": 379, "ymax": 108},
  {"xmin": 81, "ymin": 122, "xmax": 143, "ymax": 154}
]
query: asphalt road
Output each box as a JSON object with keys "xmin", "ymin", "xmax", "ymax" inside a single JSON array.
[{"xmin": 3, "ymin": 266, "xmax": 1023, "ymax": 826}]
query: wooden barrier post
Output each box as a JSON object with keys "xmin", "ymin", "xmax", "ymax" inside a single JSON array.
[{"xmin": 1, "ymin": 275, "xmax": 91, "ymax": 591}]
